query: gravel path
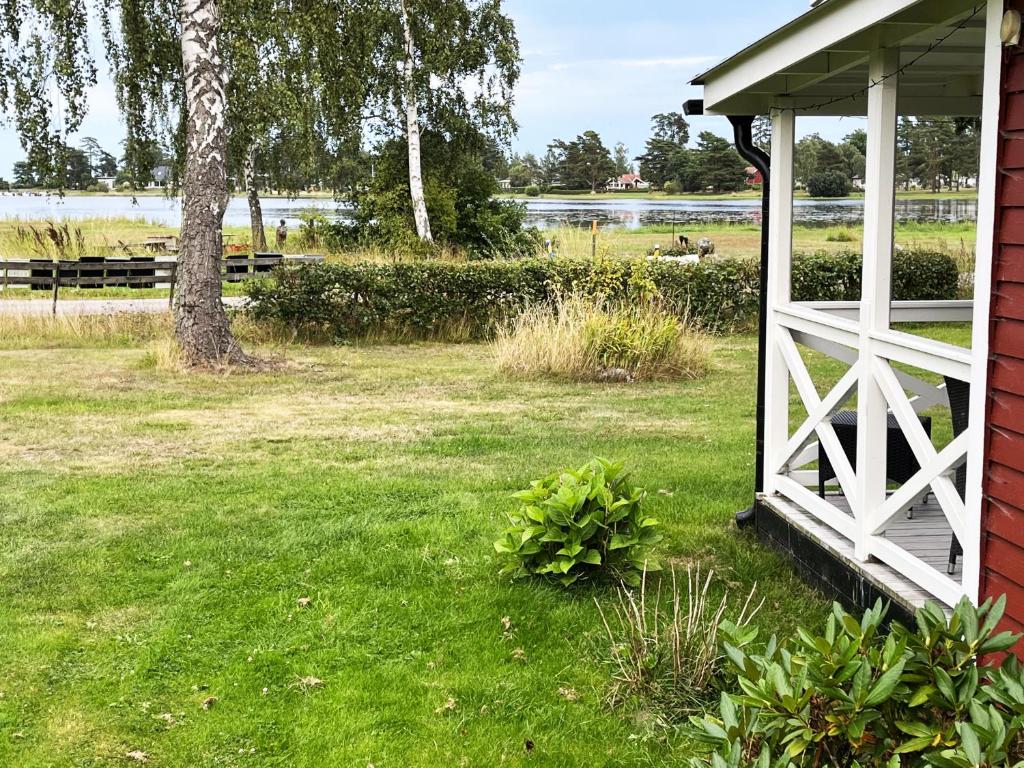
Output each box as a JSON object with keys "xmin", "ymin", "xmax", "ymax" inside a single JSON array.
[{"xmin": 0, "ymin": 297, "xmax": 247, "ymax": 316}]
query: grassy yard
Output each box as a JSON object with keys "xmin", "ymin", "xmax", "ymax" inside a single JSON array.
[
  {"xmin": 552, "ymin": 221, "xmax": 977, "ymax": 261},
  {"xmin": 0, "ymin": 328, "xmax": 829, "ymax": 766}
]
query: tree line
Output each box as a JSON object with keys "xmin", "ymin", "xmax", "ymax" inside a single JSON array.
[
  {"xmin": 9, "ymin": 138, "xmax": 162, "ymax": 191},
  {"xmin": 501, "ymin": 114, "xmax": 752, "ymax": 194},
  {"xmin": 498, "ymin": 113, "xmax": 980, "ymax": 198}
]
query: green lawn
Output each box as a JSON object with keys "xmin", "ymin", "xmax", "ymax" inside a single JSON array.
[{"xmin": 0, "ymin": 335, "xmax": 833, "ymax": 766}]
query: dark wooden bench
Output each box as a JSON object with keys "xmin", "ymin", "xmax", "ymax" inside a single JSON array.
[{"xmin": 0, "ymin": 254, "xmax": 298, "ymax": 313}]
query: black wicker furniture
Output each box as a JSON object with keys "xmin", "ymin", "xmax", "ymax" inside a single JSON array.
[
  {"xmin": 818, "ymin": 410, "xmax": 933, "ymax": 500},
  {"xmin": 945, "ymin": 376, "xmax": 971, "ymax": 575}
]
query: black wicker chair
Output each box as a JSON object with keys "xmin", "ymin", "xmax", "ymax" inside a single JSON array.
[
  {"xmin": 945, "ymin": 376, "xmax": 971, "ymax": 575},
  {"xmin": 818, "ymin": 411, "xmax": 932, "ymax": 499}
]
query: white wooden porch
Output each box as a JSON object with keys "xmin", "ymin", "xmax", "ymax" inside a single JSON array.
[
  {"xmin": 695, "ymin": 0, "xmax": 1003, "ymax": 610},
  {"xmin": 764, "ymin": 493, "xmax": 956, "ymax": 608}
]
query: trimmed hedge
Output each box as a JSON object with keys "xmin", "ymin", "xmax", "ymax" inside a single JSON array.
[{"xmin": 245, "ymin": 250, "xmax": 959, "ymax": 339}]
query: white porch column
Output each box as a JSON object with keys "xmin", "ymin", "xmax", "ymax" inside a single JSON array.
[
  {"xmin": 855, "ymin": 47, "xmax": 899, "ymax": 562},
  {"xmin": 763, "ymin": 106, "xmax": 795, "ymax": 495},
  {"xmin": 963, "ymin": 0, "xmax": 1005, "ymax": 604}
]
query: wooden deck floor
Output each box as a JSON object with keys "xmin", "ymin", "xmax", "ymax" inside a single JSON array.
[{"xmin": 762, "ymin": 492, "xmax": 958, "ymax": 610}]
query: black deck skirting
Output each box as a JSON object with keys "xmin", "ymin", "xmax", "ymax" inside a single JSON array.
[{"xmin": 754, "ymin": 499, "xmax": 915, "ymax": 628}]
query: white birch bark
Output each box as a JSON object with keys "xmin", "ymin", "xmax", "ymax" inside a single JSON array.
[
  {"xmin": 244, "ymin": 143, "xmax": 268, "ymax": 252},
  {"xmin": 177, "ymin": 0, "xmax": 247, "ymax": 364},
  {"xmin": 400, "ymin": 0, "xmax": 432, "ymax": 242}
]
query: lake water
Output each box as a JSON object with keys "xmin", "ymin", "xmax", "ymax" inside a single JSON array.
[{"xmin": 0, "ymin": 192, "xmax": 978, "ymax": 230}]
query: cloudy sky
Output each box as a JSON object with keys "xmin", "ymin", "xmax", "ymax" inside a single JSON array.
[{"xmin": 0, "ymin": 0, "xmax": 860, "ymax": 177}]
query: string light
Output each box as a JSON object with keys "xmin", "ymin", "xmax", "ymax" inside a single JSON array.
[{"xmin": 770, "ymin": 3, "xmax": 985, "ymax": 116}]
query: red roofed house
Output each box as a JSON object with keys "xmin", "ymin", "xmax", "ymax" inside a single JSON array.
[{"xmin": 606, "ymin": 173, "xmax": 651, "ymax": 191}]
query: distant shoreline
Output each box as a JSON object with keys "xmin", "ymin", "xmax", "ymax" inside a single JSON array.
[
  {"xmin": 498, "ymin": 189, "xmax": 980, "ymax": 202},
  {"xmin": 1, "ymin": 189, "xmax": 980, "ymax": 203}
]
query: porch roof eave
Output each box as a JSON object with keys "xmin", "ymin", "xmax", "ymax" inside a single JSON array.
[{"xmin": 691, "ymin": 0, "xmax": 985, "ymax": 117}]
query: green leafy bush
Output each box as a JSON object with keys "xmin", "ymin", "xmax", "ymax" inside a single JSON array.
[
  {"xmin": 790, "ymin": 249, "xmax": 960, "ymax": 303},
  {"xmin": 245, "ymin": 250, "xmax": 960, "ymax": 341},
  {"xmin": 807, "ymin": 170, "xmax": 852, "ymax": 198},
  {"xmin": 525, "ymin": 184, "xmax": 541, "ymax": 197},
  {"xmin": 494, "ymin": 458, "xmax": 661, "ymax": 586},
  {"xmin": 688, "ymin": 597, "xmax": 1022, "ymax": 768}
]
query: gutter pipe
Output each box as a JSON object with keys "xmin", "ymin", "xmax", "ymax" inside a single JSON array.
[{"xmin": 683, "ymin": 101, "xmax": 771, "ymax": 529}]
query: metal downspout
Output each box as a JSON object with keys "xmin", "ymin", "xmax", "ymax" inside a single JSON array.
[{"xmin": 728, "ymin": 116, "xmax": 771, "ymax": 528}]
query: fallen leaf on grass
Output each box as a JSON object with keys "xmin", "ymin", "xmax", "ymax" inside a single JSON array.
[
  {"xmin": 126, "ymin": 750, "xmax": 149, "ymax": 763},
  {"xmin": 297, "ymin": 597, "xmax": 312, "ymax": 608},
  {"xmin": 511, "ymin": 648, "xmax": 527, "ymax": 662},
  {"xmin": 434, "ymin": 697, "xmax": 457, "ymax": 714},
  {"xmin": 201, "ymin": 696, "xmax": 218, "ymax": 710},
  {"xmin": 558, "ymin": 687, "xmax": 579, "ymax": 701},
  {"xmin": 291, "ymin": 676, "xmax": 323, "ymax": 692}
]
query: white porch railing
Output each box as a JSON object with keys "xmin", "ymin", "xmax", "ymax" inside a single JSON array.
[
  {"xmin": 759, "ymin": 0, "xmax": 1004, "ymax": 607},
  {"xmin": 765, "ymin": 301, "xmax": 974, "ymax": 608}
]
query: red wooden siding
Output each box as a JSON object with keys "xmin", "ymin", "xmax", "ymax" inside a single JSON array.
[{"xmin": 980, "ymin": 7, "xmax": 1024, "ymax": 639}]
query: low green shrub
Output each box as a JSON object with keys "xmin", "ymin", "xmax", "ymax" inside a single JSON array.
[
  {"xmin": 790, "ymin": 249, "xmax": 960, "ymax": 303},
  {"xmin": 245, "ymin": 250, "xmax": 960, "ymax": 340},
  {"xmin": 494, "ymin": 458, "xmax": 661, "ymax": 587},
  {"xmin": 688, "ymin": 597, "xmax": 1022, "ymax": 768},
  {"xmin": 525, "ymin": 184, "xmax": 541, "ymax": 197},
  {"xmin": 825, "ymin": 228, "xmax": 857, "ymax": 243}
]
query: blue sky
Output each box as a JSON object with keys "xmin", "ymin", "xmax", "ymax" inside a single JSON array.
[{"xmin": 0, "ymin": 0, "xmax": 862, "ymax": 177}]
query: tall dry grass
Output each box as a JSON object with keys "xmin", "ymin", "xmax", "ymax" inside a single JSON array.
[
  {"xmin": 493, "ymin": 293, "xmax": 711, "ymax": 382},
  {"xmin": 0, "ymin": 309, "xmax": 288, "ymax": 361},
  {"xmin": 596, "ymin": 566, "xmax": 762, "ymax": 715},
  {"xmin": 0, "ymin": 311, "xmax": 173, "ymax": 349}
]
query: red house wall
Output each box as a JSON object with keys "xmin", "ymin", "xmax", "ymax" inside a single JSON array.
[{"xmin": 980, "ymin": 10, "xmax": 1024, "ymax": 636}]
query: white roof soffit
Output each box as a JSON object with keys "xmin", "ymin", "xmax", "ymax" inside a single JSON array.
[{"xmin": 693, "ymin": 0, "xmax": 985, "ymax": 117}]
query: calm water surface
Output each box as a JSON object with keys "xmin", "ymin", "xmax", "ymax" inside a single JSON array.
[{"xmin": 0, "ymin": 192, "xmax": 978, "ymax": 230}]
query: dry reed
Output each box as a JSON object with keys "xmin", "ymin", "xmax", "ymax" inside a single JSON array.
[{"xmin": 596, "ymin": 566, "xmax": 762, "ymax": 714}]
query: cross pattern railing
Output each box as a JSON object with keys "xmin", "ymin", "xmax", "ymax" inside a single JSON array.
[
  {"xmin": 767, "ymin": 303, "xmax": 973, "ymax": 607},
  {"xmin": 755, "ymin": 1, "xmax": 1003, "ymax": 609}
]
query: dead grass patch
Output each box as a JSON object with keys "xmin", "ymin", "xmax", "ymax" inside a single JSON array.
[{"xmin": 494, "ymin": 294, "xmax": 712, "ymax": 382}]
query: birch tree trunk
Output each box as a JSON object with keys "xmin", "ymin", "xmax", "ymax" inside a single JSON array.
[
  {"xmin": 399, "ymin": 0, "xmax": 432, "ymax": 242},
  {"xmin": 177, "ymin": 0, "xmax": 247, "ymax": 365},
  {"xmin": 244, "ymin": 144, "xmax": 268, "ymax": 251}
]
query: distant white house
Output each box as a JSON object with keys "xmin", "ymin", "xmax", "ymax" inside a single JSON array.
[
  {"xmin": 95, "ymin": 176, "xmax": 117, "ymax": 189},
  {"xmin": 497, "ymin": 178, "xmax": 512, "ymax": 190},
  {"xmin": 606, "ymin": 173, "xmax": 650, "ymax": 191}
]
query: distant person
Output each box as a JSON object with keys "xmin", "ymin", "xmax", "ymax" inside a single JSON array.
[{"xmin": 276, "ymin": 219, "xmax": 288, "ymax": 249}]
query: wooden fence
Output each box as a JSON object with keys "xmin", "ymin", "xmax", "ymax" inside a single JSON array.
[{"xmin": 0, "ymin": 254, "xmax": 321, "ymax": 314}]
